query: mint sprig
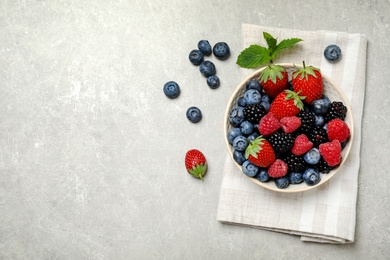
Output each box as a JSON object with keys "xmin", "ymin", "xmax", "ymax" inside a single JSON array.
[{"xmin": 236, "ymin": 32, "xmax": 302, "ymax": 69}]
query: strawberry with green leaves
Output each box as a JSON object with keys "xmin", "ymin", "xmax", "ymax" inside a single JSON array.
[
  {"xmin": 245, "ymin": 136, "xmax": 276, "ymax": 168},
  {"xmin": 259, "ymin": 64, "xmax": 288, "ymax": 98},
  {"xmin": 185, "ymin": 149, "xmax": 207, "ymax": 181},
  {"xmin": 269, "ymin": 89, "xmax": 305, "ymax": 120},
  {"xmin": 292, "ymin": 61, "xmax": 323, "ymax": 104}
]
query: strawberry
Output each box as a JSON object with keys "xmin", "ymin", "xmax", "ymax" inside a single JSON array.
[
  {"xmin": 268, "ymin": 159, "xmax": 288, "ymax": 178},
  {"xmin": 319, "ymin": 140, "xmax": 342, "ymax": 167},
  {"xmin": 245, "ymin": 136, "xmax": 276, "ymax": 168},
  {"xmin": 259, "ymin": 64, "xmax": 288, "ymax": 98},
  {"xmin": 258, "ymin": 112, "xmax": 281, "ymax": 136},
  {"xmin": 185, "ymin": 149, "xmax": 207, "ymax": 181},
  {"xmin": 292, "ymin": 134, "xmax": 313, "ymax": 156},
  {"xmin": 269, "ymin": 90, "xmax": 305, "ymax": 120},
  {"xmin": 327, "ymin": 118, "xmax": 350, "ymax": 142},
  {"xmin": 292, "ymin": 61, "xmax": 323, "ymax": 104},
  {"xmin": 280, "ymin": 116, "xmax": 301, "ymax": 133}
]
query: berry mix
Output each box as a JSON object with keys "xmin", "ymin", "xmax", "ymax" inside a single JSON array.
[{"xmin": 227, "ymin": 63, "xmax": 350, "ymax": 189}]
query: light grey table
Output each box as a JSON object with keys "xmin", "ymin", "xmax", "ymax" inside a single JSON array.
[{"xmin": 1, "ymin": 1, "xmax": 389, "ymax": 259}]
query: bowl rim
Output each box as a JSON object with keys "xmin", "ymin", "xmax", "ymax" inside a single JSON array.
[{"xmin": 224, "ymin": 63, "xmax": 354, "ymax": 193}]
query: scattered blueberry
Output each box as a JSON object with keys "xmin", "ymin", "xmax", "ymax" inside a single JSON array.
[
  {"xmin": 275, "ymin": 176, "xmax": 290, "ymax": 189},
  {"xmin": 198, "ymin": 40, "xmax": 212, "ymax": 56},
  {"xmin": 237, "ymin": 96, "xmax": 246, "ymax": 107},
  {"xmin": 247, "ymin": 132, "xmax": 259, "ymax": 142},
  {"xmin": 186, "ymin": 106, "xmax": 202, "ymax": 123},
  {"xmin": 289, "ymin": 172, "xmax": 303, "ymax": 184},
  {"xmin": 163, "ymin": 81, "xmax": 180, "ymax": 99},
  {"xmin": 324, "ymin": 44, "xmax": 342, "ymax": 62},
  {"xmin": 261, "ymin": 94, "xmax": 271, "ymax": 103},
  {"xmin": 232, "ymin": 135, "xmax": 249, "ymax": 152},
  {"xmin": 240, "ymin": 121, "xmax": 254, "ymax": 136},
  {"xmin": 189, "ymin": 49, "xmax": 204, "ymax": 65},
  {"xmin": 303, "ymin": 168, "xmax": 321, "ymax": 186},
  {"xmin": 314, "ymin": 115, "xmax": 325, "ymax": 127},
  {"xmin": 242, "ymin": 160, "xmax": 259, "ymax": 177},
  {"xmin": 229, "ymin": 106, "xmax": 245, "ymax": 127},
  {"xmin": 303, "ymin": 148, "xmax": 321, "ymax": 165},
  {"xmin": 213, "ymin": 42, "xmax": 230, "ymax": 60},
  {"xmin": 227, "ymin": 127, "xmax": 242, "ymax": 145},
  {"xmin": 256, "ymin": 168, "xmax": 270, "ymax": 182},
  {"xmin": 244, "ymin": 89, "xmax": 261, "ymax": 105},
  {"xmin": 199, "ymin": 60, "xmax": 216, "ymax": 77},
  {"xmin": 245, "ymin": 79, "xmax": 262, "ymax": 92},
  {"xmin": 311, "ymin": 99, "xmax": 330, "ymax": 115},
  {"xmin": 233, "ymin": 150, "xmax": 246, "ymax": 165},
  {"xmin": 207, "ymin": 75, "xmax": 220, "ymax": 89},
  {"xmin": 260, "ymin": 101, "xmax": 270, "ymax": 112}
]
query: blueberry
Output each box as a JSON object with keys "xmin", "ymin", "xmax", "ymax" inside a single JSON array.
[
  {"xmin": 247, "ymin": 132, "xmax": 259, "ymax": 142},
  {"xmin": 289, "ymin": 172, "xmax": 303, "ymax": 184},
  {"xmin": 163, "ymin": 81, "xmax": 181, "ymax": 99},
  {"xmin": 303, "ymin": 168, "xmax": 321, "ymax": 186},
  {"xmin": 199, "ymin": 60, "xmax": 216, "ymax": 77},
  {"xmin": 240, "ymin": 121, "xmax": 254, "ymax": 136},
  {"xmin": 186, "ymin": 106, "xmax": 202, "ymax": 123},
  {"xmin": 237, "ymin": 96, "xmax": 246, "ymax": 107},
  {"xmin": 242, "ymin": 160, "xmax": 259, "ymax": 177},
  {"xmin": 275, "ymin": 177, "xmax": 290, "ymax": 189},
  {"xmin": 189, "ymin": 49, "xmax": 204, "ymax": 65},
  {"xmin": 324, "ymin": 44, "xmax": 342, "ymax": 62},
  {"xmin": 232, "ymin": 135, "xmax": 248, "ymax": 152},
  {"xmin": 256, "ymin": 168, "xmax": 270, "ymax": 182},
  {"xmin": 233, "ymin": 150, "xmax": 246, "ymax": 165},
  {"xmin": 244, "ymin": 89, "xmax": 261, "ymax": 105},
  {"xmin": 198, "ymin": 40, "xmax": 212, "ymax": 56},
  {"xmin": 245, "ymin": 79, "xmax": 262, "ymax": 92},
  {"xmin": 207, "ymin": 75, "xmax": 220, "ymax": 89},
  {"xmin": 227, "ymin": 127, "xmax": 242, "ymax": 145},
  {"xmin": 314, "ymin": 115, "xmax": 325, "ymax": 127},
  {"xmin": 213, "ymin": 42, "xmax": 230, "ymax": 60},
  {"xmin": 261, "ymin": 94, "xmax": 271, "ymax": 103},
  {"xmin": 260, "ymin": 101, "xmax": 270, "ymax": 112},
  {"xmin": 303, "ymin": 148, "xmax": 321, "ymax": 165},
  {"xmin": 311, "ymin": 99, "xmax": 330, "ymax": 115},
  {"xmin": 229, "ymin": 106, "xmax": 245, "ymax": 127}
]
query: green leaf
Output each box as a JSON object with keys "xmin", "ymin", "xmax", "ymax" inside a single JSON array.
[
  {"xmin": 263, "ymin": 32, "xmax": 277, "ymax": 53},
  {"xmin": 272, "ymin": 38, "xmax": 303, "ymax": 59},
  {"xmin": 236, "ymin": 44, "xmax": 272, "ymax": 68}
]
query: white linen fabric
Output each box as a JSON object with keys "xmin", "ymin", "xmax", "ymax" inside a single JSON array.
[{"xmin": 217, "ymin": 24, "xmax": 367, "ymax": 244}]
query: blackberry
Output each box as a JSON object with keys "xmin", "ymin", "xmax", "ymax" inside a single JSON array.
[
  {"xmin": 297, "ymin": 111, "xmax": 315, "ymax": 134},
  {"xmin": 283, "ymin": 153, "xmax": 306, "ymax": 173},
  {"xmin": 267, "ymin": 131, "xmax": 294, "ymax": 155},
  {"xmin": 243, "ymin": 104, "xmax": 267, "ymax": 124},
  {"xmin": 324, "ymin": 101, "xmax": 347, "ymax": 122},
  {"xmin": 316, "ymin": 158, "xmax": 333, "ymax": 174},
  {"xmin": 308, "ymin": 126, "xmax": 329, "ymax": 147}
]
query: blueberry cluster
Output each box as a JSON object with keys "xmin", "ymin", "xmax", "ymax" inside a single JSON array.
[
  {"xmin": 189, "ymin": 40, "xmax": 230, "ymax": 89},
  {"xmin": 227, "ymin": 78, "xmax": 349, "ymax": 189}
]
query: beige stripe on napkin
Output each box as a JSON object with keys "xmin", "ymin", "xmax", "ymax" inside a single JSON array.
[{"xmin": 217, "ymin": 24, "xmax": 367, "ymax": 244}]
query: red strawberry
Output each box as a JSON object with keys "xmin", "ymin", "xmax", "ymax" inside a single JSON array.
[
  {"xmin": 280, "ymin": 116, "xmax": 301, "ymax": 133},
  {"xmin": 269, "ymin": 90, "xmax": 305, "ymax": 120},
  {"xmin": 268, "ymin": 159, "xmax": 288, "ymax": 178},
  {"xmin": 258, "ymin": 112, "xmax": 281, "ymax": 136},
  {"xmin": 292, "ymin": 134, "xmax": 313, "ymax": 156},
  {"xmin": 327, "ymin": 119, "xmax": 350, "ymax": 142},
  {"xmin": 292, "ymin": 61, "xmax": 323, "ymax": 104},
  {"xmin": 245, "ymin": 136, "xmax": 276, "ymax": 168},
  {"xmin": 185, "ymin": 149, "xmax": 207, "ymax": 181},
  {"xmin": 319, "ymin": 140, "xmax": 342, "ymax": 167},
  {"xmin": 259, "ymin": 64, "xmax": 288, "ymax": 98}
]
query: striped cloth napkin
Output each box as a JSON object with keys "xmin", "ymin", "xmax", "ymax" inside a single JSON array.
[{"xmin": 217, "ymin": 24, "xmax": 367, "ymax": 244}]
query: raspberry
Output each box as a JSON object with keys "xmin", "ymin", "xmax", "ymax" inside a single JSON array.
[
  {"xmin": 280, "ymin": 116, "xmax": 301, "ymax": 133},
  {"xmin": 258, "ymin": 112, "xmax": 281, "ymax": 136},
  {"xmin": 268, "ymin": 159, "xmax": 288, "ymax": 178},
  {"xmin": 327, "ymin": 119, "xmax": 350, "ymax": 142},
  {"xmin": 319, "ymin": 140, "xmax": 342, "ymax": 167},
  {"xmin": 291, "ymin": 134, "xmax": 313, "ymax": 156}
]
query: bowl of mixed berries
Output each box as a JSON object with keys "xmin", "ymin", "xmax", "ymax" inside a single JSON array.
[{"xmin": 224, "ymin": 61, "xmax": 353, "ymax": 192}]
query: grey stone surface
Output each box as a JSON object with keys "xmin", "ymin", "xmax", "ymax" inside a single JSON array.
[{"xmin": 0, "ymin": 0, "xmax": 389, "ymax": 259}]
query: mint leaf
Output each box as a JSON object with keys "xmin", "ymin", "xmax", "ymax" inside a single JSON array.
[
  {"xmin": 273, "ymin": 38, "xmax": 302, "ymax": 59},
  {"xmin": 263, "ymin": 32, "xmax": 277, "ymax": 53},
  {"xmin": 236, "ymin": 45, "xmax": 271, "ymax": 68}
]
